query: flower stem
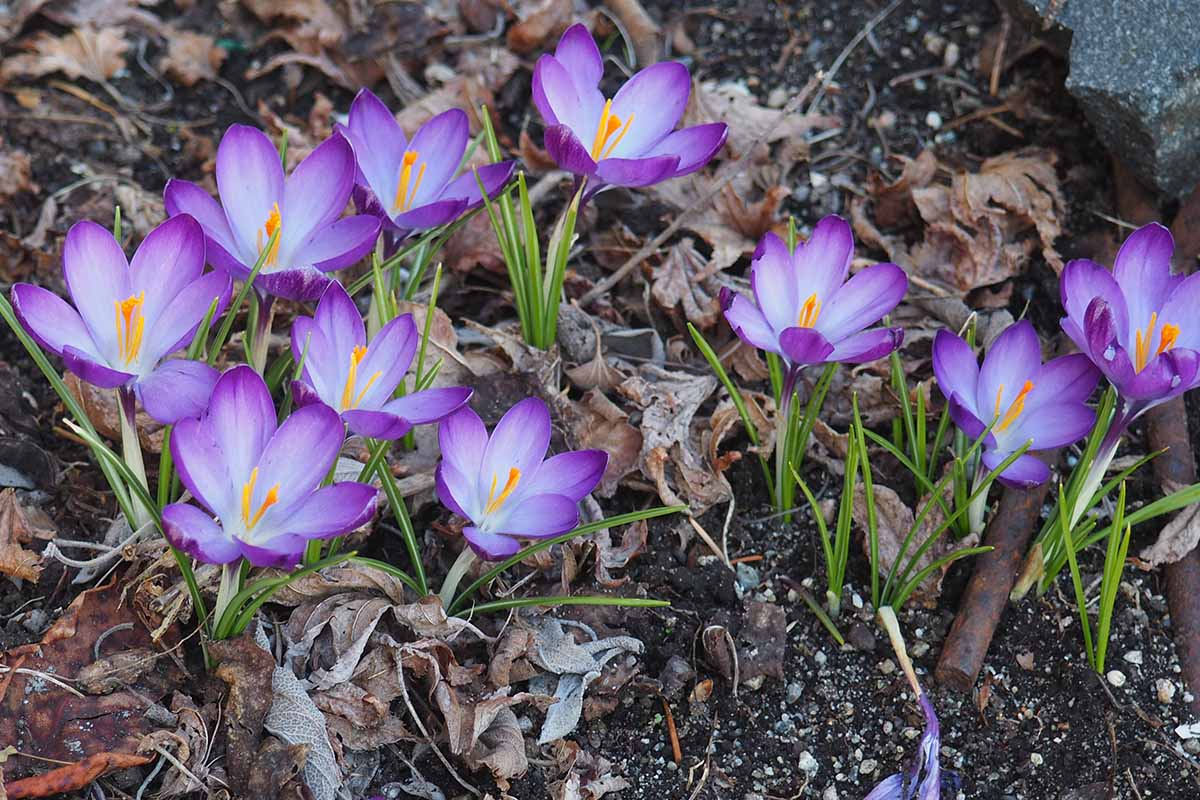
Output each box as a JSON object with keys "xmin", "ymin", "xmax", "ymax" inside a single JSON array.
[
  {"xmin": 438, "ymin": 546, "xmax": 477, "ymax": 610},
  {"xmin": 213, "ymin": 562, "xmax": 240, "ymax": 632},
  {"xmin": 878, "ymin": 605, "xmax": 922, "ymax": 698},
  {"xmin": 967, "ymin": 461, "xmax": 989, "ymax": 536},
  {"xmin": 774, "ymin": 366, "xmax": 801, "ymax": 516},
  {"xmin": 118, "ymin": 387, "xmax": 153, "ymax": 529},
  {"xmin": 250, "ymin": 294, "xmax": 276, "ymax": 374}
]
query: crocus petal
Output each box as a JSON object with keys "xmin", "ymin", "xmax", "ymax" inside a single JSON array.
[
  {"xmin": 533, "ymin": 55, "xmax": 585, "ymax": 132},
  {"xmin": 594, "ymin": 154, "xmax": 680, "ymax": 187},
  {"xmin": 353, "ymin": 312, "xmax": 419, "ymax": 410},
  {"xmin": 439, "ymin": 406, "xmax": 488, "ymax": 480},
  {"xmin": 1003, "ymin": 401, "xmax": 1095, "ymax": 450},
  {"xmin": 932, "ymin": 329, "xmax": 980, "ymax": 416},
  {"xmin": 984, "ymin": 449, "xmax": 1050, "ymax": 489},
  {"xmin": 1125, "ymin": 348, "xmax": 1199, "ymax": 400},
  {"xmin": 162, "ymin": 502, "xmax": 241, "ymax": 565},
  {"xmin": 793, "ymin": 215, "xmax": 855, "ymax": 307},
  {"xmin": 341, "ymin": 409, "xmax": 413, "ymax": 440},
  {"xmin": 863, "ymin": 774, "xmax": 904, "ymax": 800},
  {"xmin": 255, "ymin": 266, "xmax": 334, "ymax": 302},
  {"xmin": 279, "ymin": 134, "xmax": 357, "ymax": 260},
  {"xmin": 750, "ymin": 232, "xmax": 800, "ymax": 334},
  {"xmin": 215, "ymin": 125, "xmax": 284, "ymax": 260},
  {"xmin": 436, "ymin": 461, "xmax": 474, "ymax": 519},
  {"xmin": 206, "ymin": 365, "xmax": 277, "ymax": 484},
  {"xmin": 1083, "ymin": 298, "xmax": 1136, "ymax": 388},
  {"xmin": 61, "ymin": 220, "xmax": 131, "ymax": 355},
  {"xmin": 391, "ymin": 199, "xmax": 468, "ymax": 233},
  {"xmin": 11, "ymin": 283, "xmax": 98, "ymax": 359},
  {"xmin": 478, "ymin": 397, "xmax": 552, "ymax": 499},
  {"xmin": 277, "ymin": 482, "xmax": 378, "ymax": 538},
  {"xmin": 647, "ymin": 123, "xmax": 729, "ymax": 177},
  {"xmin": 137, "ymin": 359, "xmax": 220, "ymax": 424},
  {"xmin": 948, "ymin": 394, "xmax": 990, "ymax": 442},
  {"xmin": 163, "ymin": 178, "xmax": 241, "ymax": 262},
  {"xmin": 720, "ymin": 288, "xmax": 780, "ymax": 354},
  {"xmin": 240, "ymin": 537, "xmax": 307, "ymax": 569},
  {"xmin": 1026, "ymin": 353, "xmax": 1100, "ymax": 410},
  {"xmin": 313, "ymin": 280, "xmax": 367, "ymax": 355},
  {"xmin": 1060, "ymin": 258, "xmax": 1129, "ymax": 349},
  {"xmin": 129, "ymin": 215, "xmax": 206, "ymax": 326},
  {"xmin": 977, "ymin": 320, "xmax": 1041, "ymax": 417},
  {"xmin": 62, "ymin": 346, "xmax": 134, "ymax": 388},
  {"xmin": 609, "ymin": 62, "xmax": 691, "ymax": 156},
  {"xmin": 554, "ymin": 23, "xmax": 604, "ymax": 97},
  {"xmin": 143, "ymin": 270, "xmax": 232, "ymax": 362},
  {"xmin": 406, "ymin": 110, "xmax": 469, "ymax": 206},
  {"xmin": 817, "ymin": 263, "xmax": 907, "ymax": 343},
  {"xmin": 439, "ymin": 161, "xmax": 516, "ymax": 208},
  {"xmin": 290, "ymin": 317, "xmax": 337, "ymax": 401},
  {"xmin": 254, "ymin": 403, "xmax": 345, "ymax": 510},
  {"xmin": 462, "ymin": 525, "xmax": 521, "ymax": 561},
  {"xmin": 345, "ymin": 88, "xmax": 407, "ymax": 200},
  {"xmin": 1158, "ymin": 271, "xmax": 1200, "ymax": 351},
  {"xmin": 522, "ymin": 450, "xmax": 607, "ymax": 501},
  {"xmin": 493, "ymin": 493, "xmax": 580, "ymax": 537},
  {"xmin": 779, "ymin": 327, "xmax": 835, "ymax": 365},
  {"xmin": 304, "ymin": 215, "xmax": 381, "ymax": 274},
  {"xmin": 378, "ymin": 386, "xmax": 473, "ymax": 425},
  {"xmin": 1113, "ymin": 222, "xmax": 1175, "ymax": 329},
  {"xmin": 290, "ymin": 380, "xmax": 323, "ymax": 409},
  {"xmin": 171, "ymin": 417, "xmax": 235, "ymax": 516},
  {"xmin": 827, "ymin": 327, "xmax": 903, "ymax": 363},
  {"xmin": 544, "ymin": 125, "xmax": 598, "ymax": 176}
]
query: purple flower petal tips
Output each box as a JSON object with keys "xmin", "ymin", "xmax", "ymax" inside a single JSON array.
[
  {"xmin": 290, "ymin": 281, "xmax": 471, "ymax": 438},
  {"xmin": 435, "ymin": 397, "xmax": 608, "ymax": 561},
  {"xmin": 163, "ymin": 366, "xmax": 378, "ymax": 568},
  {"xmin": 532, "ymin": 23, "xmax": 728, "ymax": 190},
  {"xmin": 864, "ymin": 693, "xmax": 942, "ymax": 800},
  {"xmin": 164, "ymin": 125, "xmax": 381, "ymax": 302},
  {"xmin": 338, "ymin": 88, "xmax": 517, "ymax": 237},
  {"xmin": 722, "ymin": 216, "xmax": 907, "ymax": 370},
  {"xmin": 11, "ymin": 215, "xmax": 230, "ymax": 424},
  {"xmin": 932, "ymin": 321, "xmax": 1101, "ymax": 488}
]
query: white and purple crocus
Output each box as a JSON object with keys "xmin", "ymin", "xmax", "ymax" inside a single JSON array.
[
  {"xmin": 162, "ymin": 366, "xmax": 378, "ymax": 568},
  {"xmin": 12, "ymin": 215, "xmax": 230, "ymax": 424},
  {"xmin": 933, "ymin": 320, "xmax": 1100, "ymax": 489},
  {"xmin": 864, "ymin": 693, "xmax": 942, "ymax": 800},
  {"xmin": 721, "ymin": 215, "xmax": 908, "ymax": 399},
  {"xmin": 291, "ymin": 281, "xmax": 472, "ymax": 439},
  {"xmin": 164, "ymin": 125, "xmax": 381, "ymax": 302},
  {"xmin": 337, "ymin": 88, "xmax": 516, "ymax": 238},
  {"xmin": 532, "ymin": 23, "xmax": 728, "ymax": 190},
  {"xmin": 436, "ymin": 397, "xmax": 607, "ymax": 561}
]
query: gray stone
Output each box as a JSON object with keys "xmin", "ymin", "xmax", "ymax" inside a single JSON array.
[{"xmin": 1010, "ymin": 0, "xmax": 1200, "ymax": 197}]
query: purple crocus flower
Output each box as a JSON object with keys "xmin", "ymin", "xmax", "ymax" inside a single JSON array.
[
  {"xmin": 435, "ymin": 397, "xmax": 607, "ymax": 560},
  {"xmin": 290, "ymin": 281, "xmax": 472, "ymax": 439},
  {"xmin": 720, "ymin": 216, "xmax": 908, "ymax": 387},
  {"xmin": 336, "ymin": 88, "xmax": 516, "ymax": 237},
  {"xmin": 12, "ymin": 215, "xmax": 230, "ymax": 424},
  {"xmin": 933, "ymin": 321, "xmax": 1100, "ymax": 488},
  {"xmin": 532, "ymin": 23, "xmax": 728, "ymax": 189},
  {"xmin": 162, "ymin": 366, "xmax": 378, "ymax": 568},
  {"xmin": 1060, "ymin": 222, "xmax": 1200, "ymax": 429},
  {"xmin": 864, "ymin": 693, "xmax": 941, "ymax": 800},
  {"xmin": 164, "ymin": 125, "xmax": 381, "ymax": 302}
]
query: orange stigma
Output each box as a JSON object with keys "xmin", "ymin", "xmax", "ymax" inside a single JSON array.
[
  {"xmin": 1134, "ymin": 312, "xmax": 1180, "ymax": 372},
  {"xmin": 993, "ymin": 380, "xmax": 1034, "ymax": 433},
  {"xmin": 256, "ymin": 202, "xmax": 282, "ymax": 266},
  {"xmin": 240, "ymin": 467, "xmax": 280, "ymax": 530},
  {"xmin": 797, "ymin": 293, "xmax": 821, "ymax": 328},
  {"xmin": 589, "ymin": 99, "xmax": 634, "ymax": 161},
  {"xmin": 484, "ymin": 467, "xmax": 521, "ymax": 515},
  {"xmin": 392, "ymin": 151, "xmax": 427, "ymax": 213},
  {"xmin": 113, "ymin": 292, "xmax": 146, "ymax": 364},
  {"xmin": 340, "ymin": 345, "xmax": 382, "ymax": 411}
]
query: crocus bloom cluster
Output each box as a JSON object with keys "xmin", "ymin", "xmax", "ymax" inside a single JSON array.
[
  {"xmin": 165, "ymin": 126, "xmax": 381, "ymax": 302},
  {"xmin": 1060, "ymin": 222, "xmax": 1200, "ymax": 427},
  {"xmin": 721, "ymin": 215, "xmax": 908, "ymax": 377},
  {"xmin": 163, "ymin": 366, "xmax": 378, "ymax": 568},
  {"xmin": 291, "ymin": 281, "xmax": 471, "ymax": 439},
  {"xmin": 533, "ymin": 24, "xmax": 728, "ymax": 189},
  {"xmin": 337, "ymin": 89, "xmax": 516, "ymax": 237},
  {"xmin": 436, "ymin": 397, "xmax": 607, "ymax": 560},
  {"xmin": 933, "ymin": 321, "xmax": 1100, "ymax": 488},
  {"xmin": 864, "ymin": 693, "xmax": 941, "ymax": 800},
  {"xmin": 12, "ymin": 215, "xmax": 230, "ymax": 424}
]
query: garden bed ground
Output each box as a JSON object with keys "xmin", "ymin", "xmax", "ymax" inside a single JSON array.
[{"xmin": 2, "ymin": 1, "xmax": 1199, "ymax": 798}]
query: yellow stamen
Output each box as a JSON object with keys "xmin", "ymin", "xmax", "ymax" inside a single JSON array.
[
  {"xmin": 255, "ymin": 203, "xmax": 283, "ymax": 266},
  {"xmin": 392, "ymin": 152, "xmax": 427, "ymax": 213},
  {"xmin": 797, "ymin": 293, "xmax": 821, "ymax": 328},
  {"xmin": 589, "ymin": 99, "xmax": 634, "ymax": 161},
  {"xmin": 240, "ymin": 467, "xmax": 280, "ymax": 530},
  {"xmin": 339, "ymin": 345, "xmax": 383, "ymax": 411},
  {"xmin": 994, "ymin": 380, "xmax": 1034, "ymax": 433},
  {"xmin": 112, "ymin": 292, "xmax": 146, "ymax": 364},
  {"xmin": 484, "ymin": 467, "xmax": 521, "ymax": 515}
]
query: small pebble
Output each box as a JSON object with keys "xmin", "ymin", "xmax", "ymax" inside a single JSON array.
[
  {"xmin": 943, "ymin": 42, "xmax": 960, "ymax": 67},
  {"xmin": 822, "ymin": 786, "xmax": 839, "ymax": 800},
  {"xmin": 925, "ymin": 111, "xmax": 943, "ymax": 129},
  {"xmin": 1030, "ymin": 753, "xmax": 1043, "ymax": 766},
  {"xmin": 1123, "ymin": 650, "xmax": 1143, "ymax": 666},
  {"xmin": 767, "ymin": 87, "xmax": 789, "ymax": 108},
  {"xmin": 798, "ymin": 751, "xmax": 819, "ymax": 774},
  {"xmin": 1107, "ymin": 670, "xmax": 1127, "ymax": 687},
  {"xmin": 1156, "ymin": 678, "xmax": 1176, "ymax": 704},
  {"xmin": 878, "ymin": 659, "xmax": 897, "ymax": 675},
  {"xmin": 787, "ymin": 682, "xmax": 804, "ymax": 704},
  {"xmin": 860, "ymin": 759, "xmax": 877, "ymax": 775}
]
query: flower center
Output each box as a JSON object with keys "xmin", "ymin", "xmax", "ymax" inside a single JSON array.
[
  {"xmin": 240, "ymin": 466, "xmax": 280, "ymax": 530},
  {"xmin": 113, "ymin": 292, "xmax": 146, "ymax": 365},
  {"xmin": 255, "ymin": 202, "xmax": 283, "ymax": 266},
  {"xmin": 796, "ymin": 293, "xmax": 821, "ymax": 328},
  {"xmin": 483, "ymin": 467, "xmax": 521, "ymax": 515},
  {"xmin": 993, "ymin": 380, "xmax": 1034, "ymax": 433},
  {"xmin": 1134, "ymin": 311, "xmax": 1179, "ymax": 373},
  {"xmin": 392, "ymin": 151, "xmax": 427, "ymax": 213},
  {"xmin": 340, "ymin": 345, "xmax": 382, "ymax": 411},
  {"xmin": 589, "ymin": 99, "xmax": 635, "ymax": 161}
]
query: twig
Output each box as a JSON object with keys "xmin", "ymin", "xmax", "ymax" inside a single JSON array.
[
  {"xmin": 395, "ymin": 646, "xmax": 480, "ymax": 797},
  {"xmin": 805, "ymin": 0, "xmax": 905, "ymax": 115},
  {"xmin": 0, "ymin": 666, "xmax": 85, "ymax": 698},
  {"xmin": 688, "ymin": 516, "xmax": 732, "ymax": 571},
  {"xmin": 990, "ymin": 12, "xmax": 1012, "ymax": 97},
  {"xmin": 661, "ymin": 696, "xmax": 682, "ymax": 764}
]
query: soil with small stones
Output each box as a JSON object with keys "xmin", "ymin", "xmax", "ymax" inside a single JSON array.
[{"xmin": 1, "ymin": 0, "xmax": 1199, "ymax": 799}]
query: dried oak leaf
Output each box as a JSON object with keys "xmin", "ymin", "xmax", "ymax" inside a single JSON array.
[
  {"xmin": 0, "ymin": 488, "xmax": 49, "ymax": 582},
  {"xmin": 2, "ymin": 26, "xmax": 128, "ymax": 82},
  {"xmin": 685, "ymin": 81, "xmax": 839, "ymax": 160},
  {"xmin": 157, "ymin": 28, "xmax": 225, "ymax": 86},
  {"xmin": 209, "ymin": 633, "xmax": 276, "ymax": 795},
  {"xmin": 651, "ymin": 238, "xmax": 722, "ymax": 330},
  {"xmin": 506, "ymin": 0, "xmax": 574, "ymax": 54}
]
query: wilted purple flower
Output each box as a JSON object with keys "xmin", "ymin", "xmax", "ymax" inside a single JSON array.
[
  {"xmin": 864, "ymin": 693, "xmax": 941, "ymax": 800},
  {"xmin": 435, "ymin": 397, "xmax": 607, "ymax": 560},
  {"xmin": 164, "ymin": 126, "xmax": 381, "ymax": 302},
  {"xmin": 933, "ymin": 321, "xmax": 1099, "ymax": 488},
  {"xmin": 336, "ymin": 88, "xmax": 516, "ymax": 236},
  {"xmin": 1060, "ymin": 222, "xmax": 1199, "ymax": 425},
  {"xmin": 720, "ymin": 216, "xmax": 907, "ymax": 375},
  {"xmin": 12, "ymin": 215, "xmax": 230, "ymax": 424},
  {"xmin": 532, "ymin": 23, "xmax": 728, "ymax": 189},
  {"xmin": 163, "ymin": 366, "xmax": 378, "ymax": 568},
  {"xmin": 290, "ymin": 281, "xmax": 471, "ymax": 439}
]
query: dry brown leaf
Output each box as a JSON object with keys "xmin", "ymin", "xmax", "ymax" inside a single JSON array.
[
  {"xmin": 0, "ymin": 489, "xmax": 52, "ymax": 583},
  {"xmin": 157, "ymin": 28, "xmax": 226, "ymax": 86},
  {"xmin": 549, "ymin": 740, "xmax": 631, "ymax": 800},
  {"xmin": 66, "ymin": 373, "xmax": 165, "ymax": 452},
  {"xmin": 1139, "ymin": 490, "xmax": 1200, "ymax": 567},
  {"xmin": 592, "ymin": 518, "xmax": 648, "ymax": 588},
  {"xmin": 2, "ymin": 26, "xmax": 128, "ymax": 82},
  {"xmin": 506, "ymin": 0, "xmax": 574, "ymax": 54},
  {"xmin": 651, "ymin": 238, "xmax": 722, "ymax": 330},
  {"xmin": 685, "ymin": 81, "xmax": 839, "ymax": 159},
  {"xmin": 0, "ymin": 146, "xmax": 35, "ymax": 200},
  {"xmin": 650, "ymin": 176, "xmax": 790, "ymax": 270}
]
